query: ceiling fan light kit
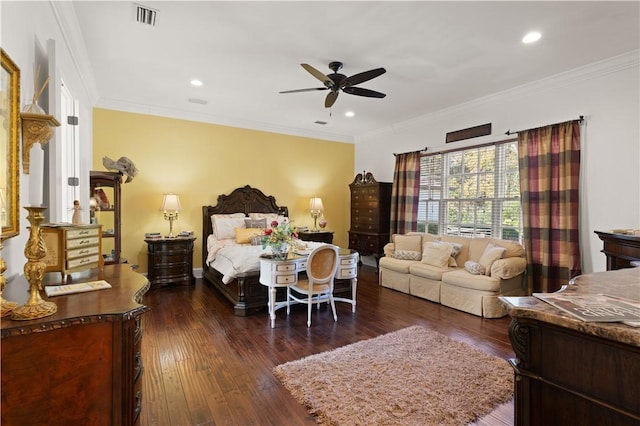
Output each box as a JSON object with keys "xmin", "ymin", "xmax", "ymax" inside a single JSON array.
[{"xmin": 280, "ymin": 61, "xmax": 386, "ymax": 108}]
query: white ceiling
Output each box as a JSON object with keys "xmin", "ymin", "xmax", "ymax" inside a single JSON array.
[{"xmin": 70, "ymin": 1, "xmax": 640, "ymax": 143}]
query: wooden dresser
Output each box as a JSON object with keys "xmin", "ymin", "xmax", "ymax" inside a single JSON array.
[
  {"xmin": 145, "ymin": 236, "xmax": 196, "ymax": 288},
  {"xmin": 1, "ymin": 265, "xmax": 150, "ymax": 426},
  {"xmin": 41, "ymin": 224, "xmax": 103, "ymax": 282},
  {"xmin": 500, "ymin": 268, "xmax": 640, "ymax": 425},
  {"xmin": 594, "ymin": 230, "xmax": 640, "ymax": 270},
  {"xmin": 348, "ymin": 171, "xmax": 392, "ymax": 263},
  {"xmin": 297, "ymin": 230, "xmax": 334, "ymax": 244}
]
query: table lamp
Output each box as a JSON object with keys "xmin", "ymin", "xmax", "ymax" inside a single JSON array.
[
  {"xmin": 160, "ymin": 194, "xmax": 182, "ymax": 237},
  {"xmin": 309, "ymin": 197, "xmax": 324, "ymax": 231}
]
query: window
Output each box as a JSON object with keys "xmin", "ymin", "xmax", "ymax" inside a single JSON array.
[{"xmin": 417, "ymin": 140, "xmax": 522, "ymax": 242}]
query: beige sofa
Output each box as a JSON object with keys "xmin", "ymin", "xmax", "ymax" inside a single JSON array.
[{"xmin": 379, "ymin": 233, "xmax": 527, "ymax": 318}]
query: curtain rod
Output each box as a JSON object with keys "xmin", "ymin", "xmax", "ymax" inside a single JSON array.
[
  {"xmin": 505, "ymin": 115, "xmax": 584, "ymax": 136},
  {"xmin": 393, "ymin": 146, "xmax": 428, "ymax": 157}
]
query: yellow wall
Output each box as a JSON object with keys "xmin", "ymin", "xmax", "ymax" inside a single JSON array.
[{"xmin": 92, "ymin": 108, "xmax": 354, "ymax": 273}]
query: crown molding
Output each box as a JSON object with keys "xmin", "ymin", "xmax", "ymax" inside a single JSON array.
[{"xmin": 359, "ymin": 50, "xmax": 639, "ymax": 141}]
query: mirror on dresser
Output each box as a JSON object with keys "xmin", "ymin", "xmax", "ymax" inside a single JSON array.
[{"xmin": 1, "ymin": 49, "xmax": 20, "ymax": 240}]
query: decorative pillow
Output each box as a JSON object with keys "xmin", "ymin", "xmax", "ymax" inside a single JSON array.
[
  {"xmin": 250, "ymin": 234, "xmax": 263, "ymax": 246},
  {"xmin": 464, "ymin": 260, "xmax": 486, "ymax": 275},
  {"xmin": 421, "ymin": 241, "xmax": 453, "ymax": 268},
  {"xmin": 393, "ymin": 250, "xmax": 422, "ymax": 261},
  {"xmin": 478, "ymin": 243, "xmax": 506, "ymax": 276},
  {"xmin": 390, "ymin": 234, "xmax": 421, "ymax": 260},
  {"xmin": 213, "ymin": 217, "xmax": 246, "ymax": 240},
  {"xmin": 210, "ymin": 213, "xmax": 245, "ymax": 236},
  {"xmin": 234, "ymin": 227, "xmax": 263, "ymax": 244},
  {"xmin": 248, "ymin": 212, "xmax": 287, "ymax": 224},
  {"xmin": 245, "ymin": 218, "xmax": 266, "ymax": 229},
  {"xmin": 434, "ymin": 240, "xmax": 463, "ymax": 267}
]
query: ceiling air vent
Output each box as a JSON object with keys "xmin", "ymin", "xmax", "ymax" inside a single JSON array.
[
  {"xmin": 314, "ymin": 121, "xmax": 328, "ymax": 125},
  {"xmin": 134, "ymin": 4, "xmax": 158, "ymax": 26},
  {"xmin": 188, "ymin": 98, "xmax": 207, "ymax": 105}
]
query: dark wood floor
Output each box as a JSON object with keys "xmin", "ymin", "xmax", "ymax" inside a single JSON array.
[{"xmin": 139, "ymin": 265, "xmax": 515, "ymax": 425}]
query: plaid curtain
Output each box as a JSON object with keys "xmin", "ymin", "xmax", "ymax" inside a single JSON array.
[
  {"xmin": 518, "ymin": 120, "xmax": 582, "ymax": 294},
  {"xmin": 390, "ymin": 152, "xmax": 420, "ymax": 234}
]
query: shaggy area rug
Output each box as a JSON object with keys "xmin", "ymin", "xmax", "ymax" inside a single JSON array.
[{"xmin": 274, "ymin": 326, "xmax": 513, "ymax": 425}]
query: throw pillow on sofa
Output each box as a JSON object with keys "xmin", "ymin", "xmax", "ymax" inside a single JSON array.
[
  {"xmin": 392, "ymin": 235, "xmax": 422, "ymax": 261},
  {"xmin": 478, "ymin": 243, "xmax": 506, "ymax": 276},
  {"xmin": 464, "ymin": 260, "xmax": 486, "ymax": 275},
  {"xmin": 421, "ymin": 241, "xmax": 453, "ymax": 268},
  {"xmin": 435, "ymin": 240, "xmax": 463, "ymax": 266}
]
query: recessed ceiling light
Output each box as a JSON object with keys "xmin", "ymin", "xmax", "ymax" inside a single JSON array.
[
  {"xmin": 190, "ymin": 79, "xmax": 203, "ymax": 87},
  {"xmin": 522, "ymin": 31, "xmax": 542, "ymax": 44},
  {"xmin": 345, "ymin": 111, "xmax": 355, "ymax": 118}
]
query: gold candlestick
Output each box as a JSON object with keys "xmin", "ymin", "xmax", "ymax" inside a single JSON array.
[
  {"xmin": 0, "ymin": 240, "xmax": 18, "ymax": 317},
  {"xmin": 10, "ymin": 206, "xmax": 57, "ymax": 320}
]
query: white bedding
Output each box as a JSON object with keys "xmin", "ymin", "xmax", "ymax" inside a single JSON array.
[{"xmin": 206, "ymin": 234, "xmax": 323, "ymax": 284}]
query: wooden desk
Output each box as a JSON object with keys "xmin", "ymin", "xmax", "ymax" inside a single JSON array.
[
  {"xmin": 1, "ymin": 265, "xmax": 150, "ymax": 426},
  {"xmin": 500, "ymin": 268, "xmax": 640, "ymax": 425},
  {"xmin": 594, "ymin": 230, "xmax": 640, "ymax": 270},
  {"xmin": 259, "ymin": 249, "xmax": 358, "ymax": 328}
]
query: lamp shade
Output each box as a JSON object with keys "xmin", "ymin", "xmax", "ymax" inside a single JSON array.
[
  {"xmin": 309, "ymin": 197, "xmax": 324, "ymax": 212},
  {"xmin": 160, "ymin": 194, "xmax": 182, "ymax": 212}
]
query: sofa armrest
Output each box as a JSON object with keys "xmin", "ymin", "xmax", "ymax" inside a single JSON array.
[
  {"xmin": 491, "ymin": 257, "xmax": 527, "ymax": 280},
  {"xmin": 383, "ymin": 243, "xmax": 395, "ymax": 258}
]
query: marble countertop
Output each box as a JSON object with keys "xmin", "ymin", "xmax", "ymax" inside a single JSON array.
[{"xmin": 500, "ymin": 268, "xmax": 640, "ymax": 347}]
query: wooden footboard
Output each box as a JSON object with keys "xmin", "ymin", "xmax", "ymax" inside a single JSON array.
[{"xmin": 202, "ymin": 264, "xmax": 268, "ymax": 316}]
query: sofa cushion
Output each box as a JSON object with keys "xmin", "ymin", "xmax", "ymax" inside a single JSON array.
[
  {"xmin": 464, "ymin": 260, "xmax": 485, "ymax": 275},
  {"xmin": 409, "ymin": 263, "xmax": 449, "ymax": 280},
  {"xmin": 379, "ymin": 257, "xmax": 415, "ymax": 274},
  {"xmin": 478, "ymin": 243, "xmax": 506, "ymax": 276},
  {"xmin": 421, "ymin": 241, "xmax": 453, "ymax": 268},
  {"xmin": 441, "ymin": 269, "xmax": 501, "ymax": 292},
  {"xmin": 392, "ymin": 235, "xmax": 422, "ymax": 260}
]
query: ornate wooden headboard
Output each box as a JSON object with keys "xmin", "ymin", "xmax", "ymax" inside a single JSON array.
[{"xmin": 201, "ymin": 185, "xmax": 289, "ymax": 266}]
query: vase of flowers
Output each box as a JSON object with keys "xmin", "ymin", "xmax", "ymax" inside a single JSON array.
[{"xmin": 262, "ymin": 219, "xmax": 298, "ymax": 260}]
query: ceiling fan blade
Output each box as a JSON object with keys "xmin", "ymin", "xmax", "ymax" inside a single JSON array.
[
  {"xmin": 342, "ymin": 68, "xmax": 386, "ymax": 87},
  {"xmin": 301, "ymin": 63, "xmax": 333, "ymax": 88},
  {"xmin": 343, "ymin": 86, "xmax": 386, "ymax": 98},
  {"xmin": 325, "ymin": 91, "xmax": 339, "ymax": 108},
  {"xmin": 279, "ymin": 87, "xmax": 328, "ymax": 94}
]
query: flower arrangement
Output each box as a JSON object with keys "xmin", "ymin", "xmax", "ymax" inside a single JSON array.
[{"xmin": 261, "ymin": 219, "xmax": 298, "ymax": 253}]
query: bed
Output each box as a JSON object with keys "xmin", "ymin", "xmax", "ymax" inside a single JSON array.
[{"xmin": 202, "ymin": 185, "xmax": 290, "ymax": 316}]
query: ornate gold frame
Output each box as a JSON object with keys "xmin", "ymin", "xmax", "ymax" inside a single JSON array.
[{"xmin": 1, "ymin": 49, "xmax": 20, "ymax": 240}]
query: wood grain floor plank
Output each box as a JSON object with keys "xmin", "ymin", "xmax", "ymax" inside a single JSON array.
[{"xmin": 139, "ymin": 265, "xmax": 514, "ymax": 425}]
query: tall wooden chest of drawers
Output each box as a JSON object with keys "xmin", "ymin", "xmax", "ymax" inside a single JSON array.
[
  {"xmin": 41, "ymin": 224, "xmax": 103, "ymax": 282},
  {"xmin": 348, "ymin": 171, "xmax": 392, "ymax": 263}
]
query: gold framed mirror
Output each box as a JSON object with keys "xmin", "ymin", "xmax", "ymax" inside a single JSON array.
[{"xmin": 1, "ymin": 49, "xmax": 20, "ymax": 239}]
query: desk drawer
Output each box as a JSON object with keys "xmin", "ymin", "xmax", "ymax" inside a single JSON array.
[
  {"xmin": 337, "ymin": 267, "xmax": 357, "ymax": 279},
  {"xmin": 276, "ymin": 263, "xmax": 296, "ymax": 272},
  {"xmin": 67, "ymin": 236, "xmax": 99, "ymax": 249},
  {"xmin": 275, "ymin": 274, "xmax": 296, "ymax": 284}
]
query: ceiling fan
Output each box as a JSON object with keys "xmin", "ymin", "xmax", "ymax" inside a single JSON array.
[{"xmin": 280, "ymin": 61, "xmax": 386, "ymax": 108}]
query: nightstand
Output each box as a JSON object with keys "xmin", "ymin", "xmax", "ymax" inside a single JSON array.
[
  {"xmin": 297, "ymin": 230, "xmax": 334, "ymax": 244},
  {"xmin": 145, "ymin": 236, "xmax": 195, "ymax": 288}
]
